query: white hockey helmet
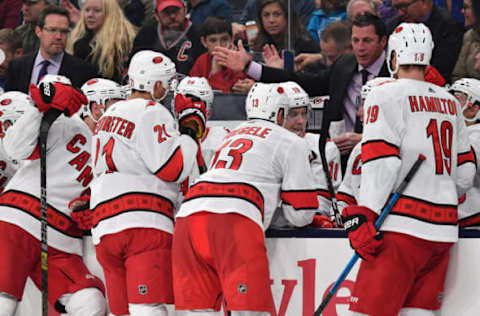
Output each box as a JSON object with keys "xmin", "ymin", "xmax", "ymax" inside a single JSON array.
[
  {"xmin": 0, "ymin": 91, "xmax": 34, "ymax": 133},
  {"xmin": 81, "ymin": 78, "xmax": 125, "ymax": 121},
  {"xmin": 279, "ymin": 81, "xmax": 311, "ymax": 111},
  {"xmin": 360, "ymin": 77, "xmax": 395, "ymax": 101},
  {"xmin": 245, "ymin": 83, "xmax": 289, "ymax": 123},
  {"xmin": 38, "ymin": 74, "xmax": 72, "ymax": 86},
  {"xmin": 387, "ymin": 23, "xmax": 434, "ymax": 76},
  {"xmin": 450, "ymin": 78, "xmax": 480, "ymax": 122},
  {"xmin": 173, "ymin": 76, "xmax": 214, "ymax": 121},
  {"xmin": 128, "ymin": 50, "xmax": 176, "ymax": 102}
]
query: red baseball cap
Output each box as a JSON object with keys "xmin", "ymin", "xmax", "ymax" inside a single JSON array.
[{"xmin": 156, "ymin": 0, "xmax": 184, "ymax": 12}]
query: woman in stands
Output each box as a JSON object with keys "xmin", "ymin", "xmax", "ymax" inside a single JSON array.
[{"xmin": 66, "ymin": 0, "xmax": 137, "ymax": 83}]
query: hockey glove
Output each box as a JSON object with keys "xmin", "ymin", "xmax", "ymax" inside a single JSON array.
[
  {"xmin": 174, "ymin": 93, "xmax": 207, "ymax": 139},
  {"xmin": 342, "ymin": 205, "xmax": 383, "ymax": 261},
  {"xmin": 311, "ymin": 214, "xmax": 335, "ymax": 228},
  {"xmin": 30, "ymin": 82, "xmax": 88, "ymax": 117},
  {"xmin": 68, "ymin": 195, "xmax": 93, "ymax": 231}
]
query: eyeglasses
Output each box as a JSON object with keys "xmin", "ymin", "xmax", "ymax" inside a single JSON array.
[
  {"xmin": 393, "ymin": 0, "xmax": 421, "ymax": 11},
  {"xmin": 42, "ymin": 27, "xmax": 70, "ymax": 36}
]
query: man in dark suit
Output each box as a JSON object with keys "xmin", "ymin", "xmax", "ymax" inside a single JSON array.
[
  {"xmin": 213, "ymin": 13, "xmax": 389, "ymax": 167},
  {"xmin": 6, "ymin": 6, "xmax": 97, "ymax": 93},
  {"xmin": 386, "ymin": 0, "xmax": 464, "ymax": 82}
]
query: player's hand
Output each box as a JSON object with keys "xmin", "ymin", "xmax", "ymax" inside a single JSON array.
[
  {"xmin": 30, "ymin": 82, "xmax": 87, "ymax": 117},
  {"xmin": 262, "ymin": 44, "xmax": 284, "ymax": 69},
  {"xmin": 60, "ymin": 0, "xmax": 81, "ymax": 25},
  {"xmin": 68, "ymin": 195, "xmax": 93, "ymax": 231},
  {"xmin": 175, "ymin": 94, "xmax": 206, "ymax": 139},
  {"xmin": 294, "ymin": 53, "xmax": 323, "ymax": 72},
  {"xmin": 212, "ymin": 40, "xmax": 251, "ymax": 73},
  {"xmin": 333, "ymin": 132, "xmax": 362, "ymax": 155},
  {"xmin": 342, "ymin": 205, "xmax": 383, "ymax": 261},
  {"xmin": 311, "ymin": 214, "xmax": 335, "ymax": 228}
]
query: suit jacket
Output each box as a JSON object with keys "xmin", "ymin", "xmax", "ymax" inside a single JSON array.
[
  {"xmin": 386, "ymin": 5, "xmax": 464, "ymax": 83},
  {"xmin": 5, "ymin": 52, "xmax": 98, "ymax": 93},
  {"xmin": 260, "ymin": 53, "xmax": 390, "ymax": 124}
]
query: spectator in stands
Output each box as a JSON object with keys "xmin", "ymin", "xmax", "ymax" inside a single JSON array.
[
  {"xmin": 386, "ymin": 0, "xmax": 464, "ymax": 82},
  {"xmin": 6, "ymin": 6, "xmax": 97, "ymax": 92},
  {"xmin": 0, "ymin": 29, "xmax": 23, "ymax": 91},
  {"xmin": 0, "ymin": 0, "xmax": 22, "ymax": 29},
  {"xmin": 307, "ymin": 0, "xmax": 347, "ymax": 42},
  {"xmin": 251, "ymin": 0, "xmax": 320, "ymax": 57},
  {"xmin": 131, "ymin": 0, "xmax": 205, "ymax": 75},
  {"xmin": 452, "ymin": 0, "xmax": 480, "ymax": 81},
  {"xmin": 239, "ymin": 0, "xmax": 316, "ymax": 26},
  {"xmin": 16, "ymin": 0, "xmax": 51, "ymax": 54},
  {"xmin": 187, "ymin": 0, "xmax": 233, "ymax": 24},
  {"xmin": 347, "ymin": 0, "xmax": 378, "ymax": 21},
  {"xmin": 377, "ymin": 0, "xmax": 397, "ymax": 21},
  {"xmin": 66, "ymin": 0, "xmax": 137, "ymax": 83},
  {"xmin": 190, "ymin": 17, "xmax": 248, "ymax": 92}
]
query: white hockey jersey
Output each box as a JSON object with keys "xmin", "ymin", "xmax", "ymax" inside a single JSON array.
[
  {"xmin": 304, "ymin": 133, "xmax": 342, "ymax": 196},
  {"xmin": 337, "ymin": 142, "xmax": 362, "ymax": 211},
  {"xmin": 177, "ymin": 120, "xmax": 329, "ymax": 231},
  {"xmin": 0, "ymin": 140, "xmax": 19, "ymax": 193},
  {"xmin": 458, "ymin": 124, "xmax": 480, "ymax": 227},
  {"xmin": 90, "ymin": 98, "xmax": 198, "ymax": 245},
  {"xmin": 0, "ymin": 109, "xmax": 93, "ymax": 255},
  {"xmin": 360, "ymin": 79, "xmax": 476, "ymax": 242}
]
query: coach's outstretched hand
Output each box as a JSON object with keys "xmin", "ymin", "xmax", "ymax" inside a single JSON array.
[
  {"xmin": 213, "ymin": 39, "xmax": 251, "ymax": 73},
  {"xmin": 30, "ymin": 82, "xmax": 87, "ymax": 117},
  {"xmin": 342, "ymin": 205, "xmax": 383, "ymax": 261}
]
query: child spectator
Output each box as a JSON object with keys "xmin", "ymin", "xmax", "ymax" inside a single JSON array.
[{"xmin": 189, "ymin": 16, "xmax": 249, "ymax": 92}]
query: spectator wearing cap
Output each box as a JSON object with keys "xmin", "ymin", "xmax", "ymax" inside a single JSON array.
[
  {"xmin": 131, "ymin": 0, "xmax": 205, "ymax": 75},
  {"xmin": 187, "ymin": 0, "xmax": 233, "ymax": 25},
  {"xmin": 6, "ymin": 6, "xmax": 97, "ymax": 92},
  {"xmin": 0, "ymin": 29, "xmax": 23, "ymax": 91},
  {"xmin": 16, "ymin": 0, "xmax": 51, "ymax": 54}
]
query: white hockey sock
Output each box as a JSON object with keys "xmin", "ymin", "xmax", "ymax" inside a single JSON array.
[
  {"xmin": 0, "ymin": 292, "xmax": 17, "ymax": 316},
  {"xmin": 64, "ymin": 287, "xmax": 106, "ymax": 316},
  {"xmin": 129, "ymin": 303, "xmax": 168, "ymax": 316},
  {"xmin": 399, "ymin": 307, "xmax": 434, "ymax": 316}
]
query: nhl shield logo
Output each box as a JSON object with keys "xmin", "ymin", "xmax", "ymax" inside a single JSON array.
[
  {"xmin": 238, "ymin": 284, "xmax": 247, "ymax": 294},
  {"xmin": 139, "ymin": 284, "xmax": 148, "ymax": 295}
]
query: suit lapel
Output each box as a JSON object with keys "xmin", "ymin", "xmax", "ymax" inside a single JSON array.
[{"xmin": 23, "ymin": 54, "xmax": 35, "ymax": 91}]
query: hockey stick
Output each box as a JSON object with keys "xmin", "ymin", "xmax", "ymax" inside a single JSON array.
[
  {"xmin": 39, "ymin": 108, "xmax": 63, "ymax": 316},
  {"xmin": 313, "ymin": 154, "xmax": 426, "ymax": 316},
  {"xmin": 283, "ymin": 0, "xmax": 294, "ymax": 70}
]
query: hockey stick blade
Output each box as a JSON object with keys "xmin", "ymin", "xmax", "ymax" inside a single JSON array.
[
  {"xmin": 313, "ymin": 154, "xmax": 426, "ymax": 316},
  {"xmin": 39, "ymin": 108, "xmax": 63, "ymax": 316}
]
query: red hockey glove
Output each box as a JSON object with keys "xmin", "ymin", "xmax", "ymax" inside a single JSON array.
[
  {"xmin": 425, "ymin": 65, "xmax": 446, "ymax": 87},
  {"xmin": 174, "ymin": 93, "xmax": 207, "ymax": 139},
  {"xmin": 342, "ymin": 205, "xmax": 383, "ymax": 261},
  {"xmin": 68, "ymin": 195, "xmax": 93, "ymax": 231},
  {"xmin": 30, "ymin": 82, "xmax": 88, "ymax": 117},
  {"xmin": 311, "ymin": 214, "xmax": 335, "ymax": 228}
]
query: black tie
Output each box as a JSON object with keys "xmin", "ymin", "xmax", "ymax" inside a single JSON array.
[
  {"xmin": 36, "ymin": 60, "xmax": 50, "ymax": 84},
  {"xmin": 354, "ymin": 69, "xmax": 369, "ymax": 133}
]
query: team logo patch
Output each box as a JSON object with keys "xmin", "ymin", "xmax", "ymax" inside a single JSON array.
[
  {"xmin": 395, "ymin": 26, "xmax": 403, "ymax": 33},
  {"xmin": 139, "ymin": 284, "xmax": 148, "ymax": 295},
  {"xmin": 153, "ymin": 56, "xmax": 163, "ymax": 64},
  {"xmin": 0, "ymin": 99, "xmax": 11, "ymax": 106},
  {"xmin": 277, "ymin": 87, "xmax": 284, "ymax": 94},
  {"xmin": 238, "ymin": 284, "xmax": 247, "ymax": 294},
  {"xmin": 87, "ymin": 79, "xmax": 99, "ymax": 85}
]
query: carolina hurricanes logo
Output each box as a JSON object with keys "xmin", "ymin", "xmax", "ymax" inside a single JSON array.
[
  {"xmin": 395, "ymin": 26, "xmax": 403, "ymax": 33},
  {"xmin": 0, "ymin": 99, "xmax": 11, "ymax": 106},
  {"xmin": 277, "ymin": 87, "xmax": 284, "ymax": 94},
  {"xmin": 153, "ymin": 56, "xmax": 163, "ymax": 64},
  {"xmin": 87, "ymin": 79, "xmax": 98, "ymax": 85}
]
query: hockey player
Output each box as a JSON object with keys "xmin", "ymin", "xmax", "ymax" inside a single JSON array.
[
  {"xmin": 448, "ymin": 78, "xmax": 480, "ymax": 228},
  {"xmin": 0, "ymin": 77, "xmax": 106, "ymax": 316},
  {"xmin": 172, "ymin": 76, "xmax": 229, "ymax": 186},
  {"xmin": 342, "ymin": 23, "xmax": 476, "ymax": 316},
  {"xmin": 172, "ymin": 82, "xmax": 327, "ymax": 316},
  {"xmin": 336, "ymin": 77, "xmax": 395, "ymax": 211},
  {"xmin": 90, "ymin": 50, "xmax": 200, "ymax": 316},
  {"xmin": 273, "ymin": 81, "xmax": 340, "ymax": 228},
  {"xmin": 0, "ymin": 93, "xmax": 21, "ymax": 193}
]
